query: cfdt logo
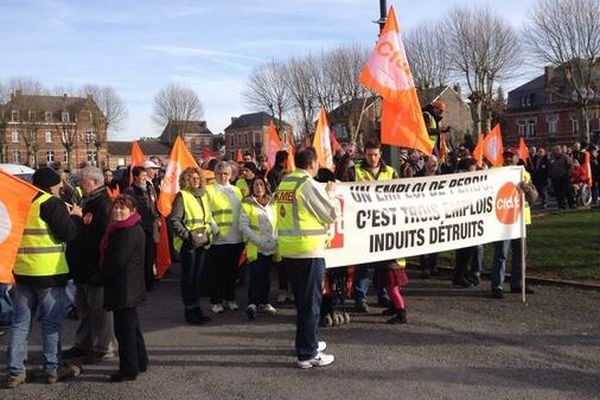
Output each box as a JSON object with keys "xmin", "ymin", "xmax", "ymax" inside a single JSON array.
[
  {"xmin": 326, "ymin": 196, "xmax": 344, "ymax": 249},
  {"xmin": 495, "ymin": 182, "xmax": 522, "ymax": 224}
]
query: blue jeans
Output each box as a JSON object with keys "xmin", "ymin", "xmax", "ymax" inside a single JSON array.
[
  {"xmin": 180, "ymin": 242, "xmax": 206, "ymax": 308},
  {"xmin": 248, "ymin": 254, "xmax": 273, "ymax": 305},
  {"xmin": 353, "ymin": 266, "xmax": 369, "ymax": 303},
  {"xmin": 491, "ymin": 239, "xmax": 523, "ymax": 292},
  {"xmin": 471, "ymin": 245, "xmax": 484, "ymax": 277},
  {"xmin": 285, "ymin": 258, "xmax": 325, "ymax": 361},
  {"xmin": 0, "ymin": 283, "xmax": 12, "ymax": 327},
  {"xmin": 7, "ymin": 285, "xmax": 64, "ymax": 375}
]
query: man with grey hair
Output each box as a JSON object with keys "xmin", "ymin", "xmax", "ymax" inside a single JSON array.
[{"xmin": 64, "ymin": 166, "xmax": 117, "ymax": 363}]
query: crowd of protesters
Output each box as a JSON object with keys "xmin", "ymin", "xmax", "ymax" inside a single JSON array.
[{"xmin": 2, "ymin": 132, "xmax": 598, "ymax": 385}]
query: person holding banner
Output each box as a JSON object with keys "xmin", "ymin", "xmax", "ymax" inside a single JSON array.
[
  {"xmin": 205, "ymin": 161, "xmax": 244, "ymax": 313},
  {"xmin": 491, "ymin": 148, "xmax": 538, "ymax": 299},
  {"xmin": 6, "ymin": 167, "xmax": 83, "ymax": 388},
  {"xmin": 348, "ymin": 140, "xmax": 398, "ymax": 313},
  {"xmin": 275, "ymin": 147, "xmax": 338, "ymax": 368},
  {"xmin": 169, "ymin": 167, "xmax": 217, "ymax": 324}
]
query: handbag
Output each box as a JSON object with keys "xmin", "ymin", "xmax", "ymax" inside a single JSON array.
[{"xmin": 189, "ymin": 227, "xmax": 209, "ymax": 248}]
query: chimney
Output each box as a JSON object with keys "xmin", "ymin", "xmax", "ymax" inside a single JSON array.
[
  {"xmin": 453, "ymin": 83, "xmax": 461, "ymax": 96},
  {"xmin": 231, "ymin": 117, "xmax": 238, "ymax": 124},
  {"xmin": 63, "ymin": 93, "xmax": 68, "ymax": 99},
  {"xmin": 544, "ymin": 65, "xmax": 555, "ymax": 85}
]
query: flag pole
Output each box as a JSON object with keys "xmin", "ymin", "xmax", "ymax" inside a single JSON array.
[{"xmin": 520, "ymin": 166, "xmax": 527, "ymax": 303}]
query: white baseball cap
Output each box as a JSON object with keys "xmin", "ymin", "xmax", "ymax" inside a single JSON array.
[{"xmin": 143, "ymin": 160, "xmax": 160, "ymax": 169}]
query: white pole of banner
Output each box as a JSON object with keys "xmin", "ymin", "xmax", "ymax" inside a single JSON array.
[{"xmin": 520, "ymin": 166, "xmax": 527, "ymax": 304}]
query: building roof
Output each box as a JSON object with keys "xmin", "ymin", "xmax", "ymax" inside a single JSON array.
[
  {"xmin": 224, "ymin": 111, "xmax": 291, "ymax": 131},
  {"xmin": 507, "ymin": 75, "xmax": 546, "ymax": 109},
  {"xmin": 159, "ymin": 120, "xmax": 213, "ymax": 144},
  {"xmin": 107, "ymin": 140, "xmax": 171, "ymax": 156},
  {"xmin": 417, "ymin": 86, "xmax": 447, "ymax": 106}
]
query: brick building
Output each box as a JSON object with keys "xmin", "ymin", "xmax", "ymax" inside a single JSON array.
[
  {"xmin": 0, "ymin": 90, "xmax": 107, "ymax": 169},
  {"xmin": 105, "ymin": 140, "xmax": 171, "ymax": 170},
  {"xmin": 504, "ymin": 65, "xmax": 600, "ymax": 147},
  {"xmin": 160, "ymin": 120, "xmax": 214, "ymax": 155},
  {"xmin": 224, "ymin": 112, "xmax": 292, "ymax": 160}
]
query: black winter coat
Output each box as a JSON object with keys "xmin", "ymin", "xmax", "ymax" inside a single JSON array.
[
  {"xmin": 66, "ymin": 186, "xmax": 111, "ymax": 285},
  {"xmin": 102, "ymin": 223, "xmax": 146, "ymax": 310}
]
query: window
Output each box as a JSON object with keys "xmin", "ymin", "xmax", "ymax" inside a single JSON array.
[
  {"xmin": 61, "ymin": 112, "xmax": 70, "ymax": 123},
  {"xmin": 63, "ymin": 152, "xmax": 69, "ymax": 164},
  {"xmin": 84, "ymin": 131, "xmax": 95, "ymax": 144},
  {"xmin": 13, "ymin": 151, "xmax": 20, "ymax": 164},
  {"xmin": 46, "ymin": 151, "xmax": 55, "ymax": 163},
  {"xmin": 45, "ymin": 131, "xmax": 53, "ymax": 143},
  {"xmin": 547, "ymin": 115, "xmax": 558, "ymax": 136},
  {"xmin": 11, "ymin": 110, "xmax": 19, "ymax": 121},
  {"xmin": 45, "ymin": 111, "xmax": 52, "ymax": 122},
  {"xmin": 86, "ymin": 151, "xmax": 96, "ymax": 165},
  {"xmin": 28, "ymin": 110, "xmax": 36, "ymax": 121},
  {"xmin": 11, "ymin": 130, "xmax": 19, "ymax": 143},
  {"xmin": 517, "ymin": 121, "xmax": 526, "ymax": 136},
  {"xmin": 526, "ymin": 119, "xmax": 537, "ymax": 138},
  {"xmin": 571, "ymin": 116, "xmax": 580, "ymax": 133}
]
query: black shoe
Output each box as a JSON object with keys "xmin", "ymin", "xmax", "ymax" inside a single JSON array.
[
  {"xmin": 511, "ymin": 286, "xmax": 535, "ymax": 294},
  {"xmin": 377, "ymin": 297, "xmax": 390, "ymax": 308},
  {"xmin": 386, "ymin": 309, "xmax": 407, "ymax": 324},
  {"xmin": 66, "ymin": 306, "xmax": 79, "ymax": 320},
  {"xmin": 193, "ymin": 307, "xmax": 211, "ymax": 323},
  {"xmin": 467, "ymin": 274, "xmax": 481, "ymax": 287},
  {"xmin": 110, "ymin": 372, "xmax": 137, "ymax": 382},
  {"xmin": 246, "ymin": 304, "xmax": 257, "ymax": 320},
  {"xmin": 381, "ymin": 307, "xmax": 396, "ymax": 316},
  {"xmin": 62, "ymin": 347, "xmax": 91, "ymax": 360},
  {"xmin": 452, "ymin": 279, "xmax": 473, "ymax": 288},
  {"xmin": 491, "ymin": 290, "xmax": 504, "ymax": 299},
  {"xmin": 184, "ymin": 309, "xmax": 206, "ymax": 325}
]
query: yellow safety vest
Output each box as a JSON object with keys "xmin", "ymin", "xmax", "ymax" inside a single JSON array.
[
  {"xmin": 354, "ymin": 163, "xmax": 396, "ymax": 181},
  {"xmin": 235, "ymin": 179, "xmax": 250, "ymax": 197},
  {"xmin": 173, "ymin": 190, "xmax": 213, "ymax": 252},
  {"xmin": 205, "ymin": 184, "xmax": 242, "ymax": 237},
  {"xmin": 423, "ymin": 110, "xmax": 439, "ymax": 147},
  {"xmin": 524, "ymin": 170, "xmax": 532, "ymax": 225},
  {"xmin": 241, "ymin": 198, "xmax": 279, "ymax": 263},
  {"xmin": 275, "ymin": 170, "xmax": 329, "ymax": 257},
  {"xmin": 14, "ymin": 193, "xmax": 69, "ymax": 277}
]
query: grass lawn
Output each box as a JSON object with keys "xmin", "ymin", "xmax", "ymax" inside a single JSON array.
[{"xmin": 429, "ymin": 208, "xmax": 600, "ymax": 284}]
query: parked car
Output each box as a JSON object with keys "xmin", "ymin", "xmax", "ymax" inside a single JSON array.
[{"xmin": 0, "ymin": 163, "xmax": 35, "ymax": 182}]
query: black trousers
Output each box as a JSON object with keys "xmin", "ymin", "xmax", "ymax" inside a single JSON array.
[
  {"xmin": 207, "ymin": 243, "xmax": 244, "ymax": 304},
  {"xmin": 144, "ymin": 231, "xmax": 156, "ymax": 290},
  {"xmin": 113, "ymin": 307, "xmax": 148, "ymax": 377}
]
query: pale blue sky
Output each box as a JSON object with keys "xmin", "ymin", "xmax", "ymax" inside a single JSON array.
[{"xmin": 0, "ymin": 0, "xmax": 538, "ymax": 140}]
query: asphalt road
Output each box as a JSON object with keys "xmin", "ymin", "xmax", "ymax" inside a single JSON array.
[{"xmin": 1, "ymin": 266, "xmax": 599, "ymax": 400}]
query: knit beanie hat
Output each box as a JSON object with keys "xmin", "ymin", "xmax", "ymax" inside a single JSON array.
[
  {"xmin": 32, "ymin": 167, "xmax": 61, "ymax": 191},
  {"xmin": 243, "ymin": 162, "xmax": 259, "ymax": 176}
]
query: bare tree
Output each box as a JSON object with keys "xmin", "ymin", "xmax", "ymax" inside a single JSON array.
[
  {"xmin": 405, "ymin": 23, "xmax": 449, "ymax": 90},
  {"xmin": 243, "ymin": 60, "xmax": 293, "ymax": 137},
  {"xmin": 153, "ymin": 83, "xmax": 204, "ymax": 131},
  {"xmin": 285, "ymin": 56, "xmax": 318, "ymax": 139},
  {"xmin": 524, "ymin": 0, "xmax": 600, "ymax": 143},
  {"xmin": 82, "ymin": 84, "xmax": 128, "ymax": 133},
  {"xmin": 447, "ymin": 7, "xmax": 521, "ymax": 136}
]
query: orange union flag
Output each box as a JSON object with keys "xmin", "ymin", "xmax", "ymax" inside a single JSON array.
[
  {"xmin": 0, "ymin": 170, "xmax": 39, "ymax": 283},
  {"xmin": 129, "ymin": 141, "xmax": 146, "ymax": 184},
  {"xmin": 358, "ymin": 6, "xmax": 432, "ymax": 155},
  {"xmin": 266, "ymin": 120, "xmax": 283, "ymax": 169},
  {"xmin": 157, "ymin": 136, "xmax": 199, "ymax": 217},
  {"xmin": 483, "ymin": 125, "xmax": 504, "ymax": 167},
  {"xmin": 312, "ymin": 106, "xmax": 334, "ymax": 170}
]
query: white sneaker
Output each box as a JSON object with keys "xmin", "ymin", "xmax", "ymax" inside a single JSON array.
[
  {"xmin": 297, "ymin": 352, "xmax": 335, "ymax": 369},
  {"xmin": 276, "ymin": 291, "xmax": 287, "ymax": 304},
  {"xmin": 211, "ymin": 303, "xmax": 224, "ymax": 314},
  {"xmin": 223, "ymin": 300, "xmax": 239, "ymax": 311},
  {"xmin": 258, "ymin": 304, "xmax": 277, "ymax": 314},
  {"xmin": 318, "ymin": 341, "xmax": 327, "ymax": 352}
]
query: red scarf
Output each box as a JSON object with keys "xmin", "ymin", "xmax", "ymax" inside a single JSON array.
[{"xmin": 98, "ymin": 212, "xmax": 141, "ymax": 267}]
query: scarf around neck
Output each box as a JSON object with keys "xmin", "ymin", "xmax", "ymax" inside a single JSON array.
[{"xmin": 98, "ymin": 212, "xmax": 141, "ymax": 267}]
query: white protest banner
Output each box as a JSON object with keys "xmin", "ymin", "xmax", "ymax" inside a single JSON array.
[{"xmin": 323, "ymin": 166, "xmax": 525, "ymax": 268}]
